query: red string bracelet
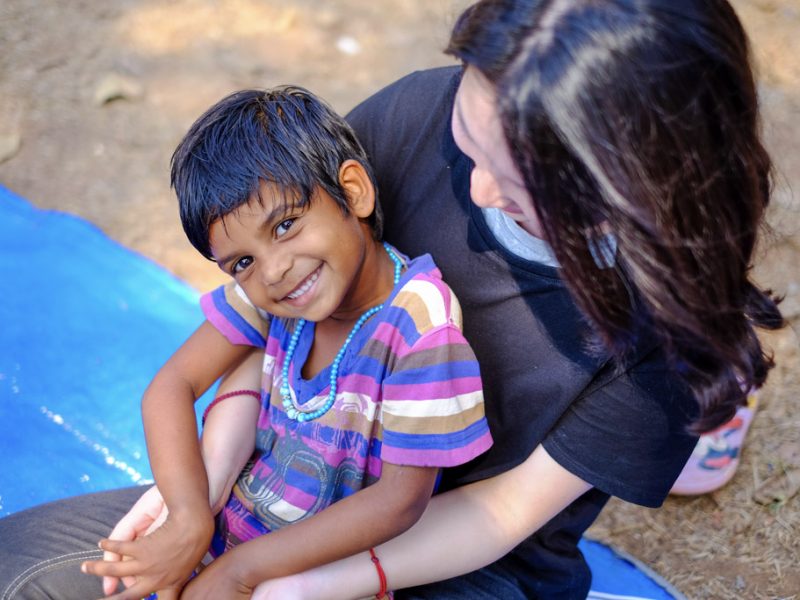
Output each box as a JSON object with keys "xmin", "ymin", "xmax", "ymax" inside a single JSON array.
[
  {"xmin": 369, "ymin": 548, "xmax": 388, "ymax": 599},
  {"xmin": 202, "ymin": 389, "xmax": 261, "ymax": 424}
]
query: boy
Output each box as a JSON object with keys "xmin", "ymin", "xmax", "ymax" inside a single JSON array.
[{"xmin": 84, "ymin": 87, "xmax": 491, "ymax": 599}]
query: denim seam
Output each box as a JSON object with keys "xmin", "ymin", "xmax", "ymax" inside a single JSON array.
[{"xmin": 2, "ymin": 549, "xmax": 102, "ymax": 600}]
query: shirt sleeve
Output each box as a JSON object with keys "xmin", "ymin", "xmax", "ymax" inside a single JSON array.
[
  {"xmin": 542, "ymin": 356, "xmax": 699, "ymax": 507},
  {"xmin": 378, "ymin": 277, "xmax": 493, "ymax": 468},
  {"xmin": 200, "ymin": 282, "xmax": 270, "ymax": 348}
]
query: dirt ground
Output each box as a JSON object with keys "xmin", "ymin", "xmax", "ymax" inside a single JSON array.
[{"xmin": 1, "ymin": 1, "xmax": 798, "ymax": 598}]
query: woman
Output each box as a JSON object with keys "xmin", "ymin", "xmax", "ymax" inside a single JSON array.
[{"xmin": 245, "ymin": 0, "xmax": 783, "ymax": 597}]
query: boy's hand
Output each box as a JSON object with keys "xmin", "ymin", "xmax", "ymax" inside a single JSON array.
[
  {"xmin": 81, "ymin": 506, "xmax": 214, "ymax": 600},
  {"xmin": 179, "ymin": 548, "xmax": 253, "ymax": 600}
]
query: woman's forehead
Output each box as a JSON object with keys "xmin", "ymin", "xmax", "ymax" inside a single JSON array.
[{"xmin": 456, "ymin": 68, "xmax": 500, "ymax": 128}]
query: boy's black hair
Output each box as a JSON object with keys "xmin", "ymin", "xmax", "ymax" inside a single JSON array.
[{"xmin": 171, "ymin": 86, "xmax": 382, "ymax": 260}]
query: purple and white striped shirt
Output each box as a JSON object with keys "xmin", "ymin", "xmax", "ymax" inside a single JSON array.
[{"xmin": 201, "ymin": 251, "xmax": 492, "ymax": 550}]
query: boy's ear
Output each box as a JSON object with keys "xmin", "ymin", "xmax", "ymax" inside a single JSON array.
[{"xmin": 338, "ymin": 159, "xmax": 375, "ymax": 219}]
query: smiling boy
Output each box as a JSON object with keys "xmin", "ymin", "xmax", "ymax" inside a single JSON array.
[{"xmin": 82, "ymin": 86, "xmax": 492, "ymax": 599}]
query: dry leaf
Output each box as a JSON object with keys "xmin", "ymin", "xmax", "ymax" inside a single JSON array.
[
  {"xmin": 94, "ymin": 73, "xmax": 144, "ymax": 106},
  {"xmin": 753, "ymin": 465, "xmax": 800, "ymax": 505},
  {"xmin": 0, "ymin": 133, "xmax": 21, "ymax": 164}
]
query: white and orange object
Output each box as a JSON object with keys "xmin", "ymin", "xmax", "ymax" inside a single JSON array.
[{"xmin": 670, "ymin": 392, "xmax": 758, "ymax": 496}]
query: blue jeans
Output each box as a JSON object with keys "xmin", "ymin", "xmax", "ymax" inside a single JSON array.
[{"xmin": 0, "ymin": 487, "xmax": 145, "ymax": 599}]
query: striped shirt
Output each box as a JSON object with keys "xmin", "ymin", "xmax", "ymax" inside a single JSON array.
[{"xmin": 200, "ymin": 251, "xmax": 492, "ymax": 550}]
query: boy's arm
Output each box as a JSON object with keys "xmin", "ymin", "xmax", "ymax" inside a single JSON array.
[
  {"xmin": 189, "ymin": 301, "xmax": 490, "ymax": 597},
  {"xmin": 255, "ymin": 446, "xmax": 593, "ymax": 600},
  {"xmin": 181, "ymin": 462, "xmax": 439, "ymax": 599},
  {"xmin": 82, "ymin": 321, "xmax": 254, "ymax": 599},
  {"xmin": 142, "ymin": 320, "xmax": 249, "ymax": 539},
  {"xmin": 99, "ymin": 347, "xmax": 264, "ymax": 597}
]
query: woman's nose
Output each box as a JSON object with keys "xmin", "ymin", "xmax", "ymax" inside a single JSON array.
[{"xmin": 469, "ymin": 167, "xmax": 504, "ymax": 209}]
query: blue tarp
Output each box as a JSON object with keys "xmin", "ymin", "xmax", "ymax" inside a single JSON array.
[
  {"xmin": 0, "ymin": 186, "xmax": 681, "ymax": 599},
  {"xmin": 0, "ymin": 186, "xmax": 210, "ymax": 514}
]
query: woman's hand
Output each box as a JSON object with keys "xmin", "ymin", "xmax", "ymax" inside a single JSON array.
[
  {"xmin": 101, "ymin": 485, "xmax": 169, "ymax": 595},
  {"xmin": 82, "ymin": 504, "xmax": 214, "ymax": 600}
]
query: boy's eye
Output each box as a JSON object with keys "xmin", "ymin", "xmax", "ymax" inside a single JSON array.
[
  {"xmin": 275, "ymin": 218, "xmax": 296, "ymax": 237},
  {"xmin": 232, "ymin": 256, "xmax": 253, "ymax": 274}
]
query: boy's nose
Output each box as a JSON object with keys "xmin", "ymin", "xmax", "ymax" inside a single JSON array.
[{"xmin": 259, "ymin": 253, "xmax": 292, "ymax": 286}]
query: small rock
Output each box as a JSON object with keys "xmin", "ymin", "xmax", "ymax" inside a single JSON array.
[
  {"xmin": 753, "ymin": 465, "xmax": 800, "ymax": 505},
  {"xmin": 93, "ymin": 73, "xmax": 144, "ymax": 106},
  {"xmin": 336, "ymin": 36, "xmax": 362, "ymax": 56},
  {"xmin": 780, "ymin": 296, "xmax": 800, "ymax": 321},
  {"xmin": 734, "ymin": 575, "xmax": 746, "ymax": 591},
  {"xmin": 0, "ymin": 133, "xmax": 21, "ymax": 164},
  {"xmin": 777, "ymin": 441, "xmax": 800, "ymax": 466},
  {"xmin": 316, "ymin": 9, "xmax": 341, "ymax": 29},
  {"xmin": 273, "ymin": 8, "xmax": 296, "ymax": 33}
]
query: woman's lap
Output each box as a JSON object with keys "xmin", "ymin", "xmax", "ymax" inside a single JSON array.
[
  {"xmin": 395, "ymin": 561, "xmax": 527, "ymax": 600},
  {"xmin": 0, "ymin": 486, "xmax": 146, "ymax": 600},
  {"xmin": 0, "ymin": 486, "xmax": 530, "ymax": 600}
]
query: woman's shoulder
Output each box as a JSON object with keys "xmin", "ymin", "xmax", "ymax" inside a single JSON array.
[
  {"xmin": 348, "ymin": 65, "xmax": 460, "ymax": 120},
  {"xmin": 346, "ymin": 66, "xmax": 461, "ymax": 157},
  {"xmin": 544, "ymin": 347, "xmax": 699, "ymax": 507}
]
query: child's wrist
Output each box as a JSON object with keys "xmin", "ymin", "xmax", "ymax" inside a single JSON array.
[
  {"xmin": 170, "ymin": 501, "xmax": 215, "ymax": 537},
  {"xmin": 221, "ymin": 545, "xmax": 264, "ymax": 592}
]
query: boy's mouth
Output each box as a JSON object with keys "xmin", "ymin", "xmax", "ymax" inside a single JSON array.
[{"xmin": 285, "ymin": 267, "xmax": 321, "ymax": 301}]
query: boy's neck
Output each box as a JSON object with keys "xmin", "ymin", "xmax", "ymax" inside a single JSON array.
[
  {"xmin": 328, "ymin": 238, "xmax": 397, "ymax": 324},
  {"xmin": 304, "ymin": 239, "xmax": 398, "ymax": 380}
]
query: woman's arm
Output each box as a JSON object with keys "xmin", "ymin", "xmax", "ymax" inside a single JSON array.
[
  {"xmin": 255, "ymin": 444, "xmax": 592, "ymax": 599},
  {"xmin": 181, "ymin": 462, "xmax": 439, "ymax": 600},
  {"xmin": 201, "ymin": 348, "xmax": 263, "ymax": 514}
]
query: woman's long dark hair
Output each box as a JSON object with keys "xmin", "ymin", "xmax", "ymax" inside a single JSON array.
[{"xmin": 448, "ymin": 0, "xmax": 783, "ymax": 433}]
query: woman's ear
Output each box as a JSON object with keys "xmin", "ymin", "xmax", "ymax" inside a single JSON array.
[{"xmin": 338, "ymin": 159, "xmax": 376, "ymax": 219}]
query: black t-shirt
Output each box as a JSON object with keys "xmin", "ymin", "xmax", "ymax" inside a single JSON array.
[{"xmin": 347, "ymin": 66, "xmax": 698, "ymax": 597}]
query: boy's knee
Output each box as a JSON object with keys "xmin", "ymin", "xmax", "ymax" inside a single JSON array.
[{"xmin": 1, "ymin": 549, "xmax": 104, "ymax": 600}]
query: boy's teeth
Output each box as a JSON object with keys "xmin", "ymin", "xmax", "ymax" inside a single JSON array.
[{"xmin": 287, "ymin": 270, "xmax": 319, "ymax": 299}]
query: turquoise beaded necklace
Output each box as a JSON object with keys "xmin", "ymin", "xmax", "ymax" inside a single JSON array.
[{"xmin": 280, "ymin": 242, "xmax": 403, "ymax": 422}]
